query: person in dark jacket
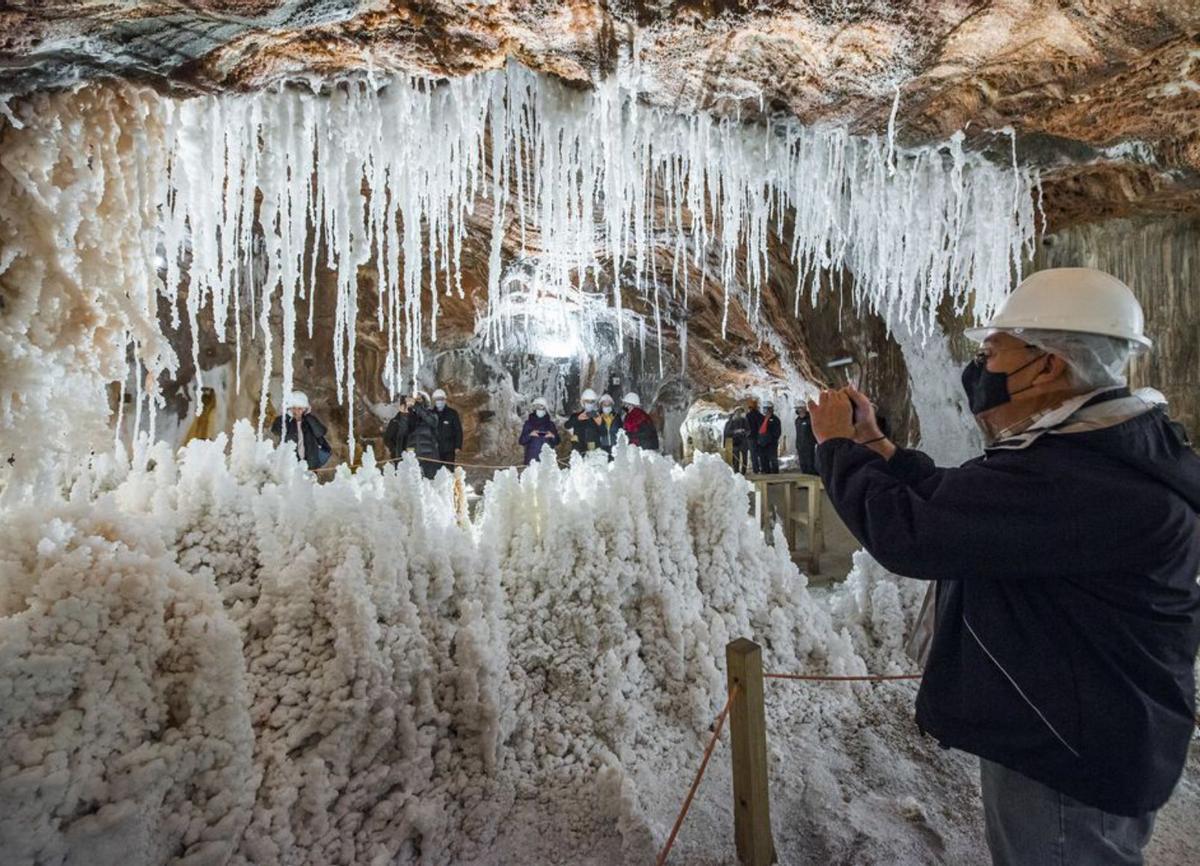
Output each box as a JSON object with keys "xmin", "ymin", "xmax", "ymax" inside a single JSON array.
[
  {"xmin": 384, "ymin": 396, "xmax": 412, "ymax": 460},
  {"xmin": 519, "ymin": 397, "xmax": 560, "ymax": 465},
  {"xmin": 794, "ymin": 405, "xmax": 817, "ymax": 474},
  {"xmin": 564, "ymin": 387, "xmax": 603, "ymax": 455},
  {"xmin": 723, "ymin": 408, "xmax": 750, "ymax": 473},
  {"xmin": 596, "ymin": 393, "xmax": 624, "ymax": 456},
  {"xmin": 431, "ymin": 388, "xmax": 463, "ymax": 470},
  {"xmin": 752, "ymin": 399, "xmax": 781, "ymax": 473},
  {"xmin": 406, "ymin": 392, "xmax": 442, "ymax": 479},
  {"xmin": 621, "ymin": 392, "xmax": 659, "ymax": 451},
  {"xmin": 270, "ymin": 391, "xmax": 331, "ymax": 470},
  {"xmin": 744, "ymin": 398, "xmax": 764, "ymax": 472},
  {"xmin": 809, "ymin": 268, "xmax": 1200, "ymax": 866}
]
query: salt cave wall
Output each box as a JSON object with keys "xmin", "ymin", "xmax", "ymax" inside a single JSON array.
[
  {"xmin": 0, "ymin": 86, "xmax": 175, "ymax": 501},
  {"xmin": 1035, "ymin": 215, "xmax": 1200, "ymax": 438}
]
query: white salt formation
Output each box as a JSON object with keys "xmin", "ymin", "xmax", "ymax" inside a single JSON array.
[{"xmin": 1, "ymin": 430, "xmax": 901, "ymax": 866}]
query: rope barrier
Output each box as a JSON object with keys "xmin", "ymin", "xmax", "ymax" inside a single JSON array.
[
  {"xmin": 655, "ymin": 685, "xmax": 738, "ymax": 866},
  {"xmin": 764, "ymin": 672, "xmax": 922, "ymax": 682}
]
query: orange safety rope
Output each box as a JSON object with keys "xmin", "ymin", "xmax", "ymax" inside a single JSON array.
[{"xmin": 655, "ymin": 684, "xmax": 739, "ymax": 866}]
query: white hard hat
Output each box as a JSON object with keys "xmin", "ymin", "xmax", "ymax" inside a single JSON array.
[
  {"xmin": 965, "ymin": 267, "xmax": 1151, "ymax": 352},
  {"xmin": 599, "ymin": 393, "xmax": 614, "ymax": 405},
  {"xmin": 532, "ymin": 396, "xmax": 548, "ymax": 409},
  {"xmin": 284, "ymin": 391, "xmax": 310, "ymax": 411},
  {"xmin": 432, "ymin": 388, "xmax": 447, "ymax": 400},
  {"xmin": 581, "ymin": 388, "xmax": 598, "ymax": 402},
  {"xmin": 622, "ymin": 392, "xmax": 641, "ymax": 407}
]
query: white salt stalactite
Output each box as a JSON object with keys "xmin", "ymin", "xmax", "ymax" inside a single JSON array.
[{"xmin": 150, "ymin": 63, "xmax": 1038, "ymax": 455}]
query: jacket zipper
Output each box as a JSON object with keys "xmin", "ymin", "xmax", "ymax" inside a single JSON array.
[{"xmin": 962, "ymin": 615, "xmax": 1080, "ymax": 758}]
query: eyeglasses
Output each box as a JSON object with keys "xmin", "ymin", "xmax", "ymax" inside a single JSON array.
[{"xmin": 973, "ymin": 344, "xmax": 1039, "ymax": 365}]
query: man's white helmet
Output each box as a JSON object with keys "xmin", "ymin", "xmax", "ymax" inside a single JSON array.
[
  {"xmin": 285, "ymin": 391, "xmax": 310, "ymax": 411},
  {"xmin": 599, "ymin": 393, "xmax": 614, "ymax": 406},
  {"xmin": 965, "ymin": 267, "xmax": 1151, "ymax": 352},
  {"xmin": 622, "ymin": 392, "xmax": 641, "ymax": 408},
  {"xmin": 581, "ymin": 388, "xmax": 598, "ymax": 402},
  {"xmin": 532, "ymin": 396, "xmax": 548, "ymax": 410},
  {"xmin": 432, "ymin": 388, "xmax": 447, "ymax": 400}
]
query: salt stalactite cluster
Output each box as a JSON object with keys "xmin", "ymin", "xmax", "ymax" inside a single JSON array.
[
  {"xmin": 157, "ymin": 62, "xmax": 1041, "ymax": 451},
  {"xmin": 0, "ymin": 429, "xmax": 882, "ymax": 865},
  {"xmin": 0, "ymin": 87, "xmax": 176, "ymax": 501}
]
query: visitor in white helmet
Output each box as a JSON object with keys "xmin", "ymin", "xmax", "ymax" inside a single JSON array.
[
  {"xmin": 565, "ymin": 387, "xmax": 603, "ymax": 454},
  {"xmin": 621, "ymin": 392, "xmax": 659, "ymax": 451},
  {"xmin": 429, "ymin": 386, "xmax": 463, "ymax": 471},
  {"xmin": 270, "ymin": 390, "xmax": 332, "ymax": 470},
  {"xmin": 752, "ymin": 398, "xmax": 781, "ymax": 474},
  {"xmin": 519, "ymin": 397, "xmax": 560, "ymax": 465},
  {"xmin": 596, "ymin": 393, "xmax": 623, "ymax": 457},
  {"xmin": 808, "ymin": 267, "xmax": 1199, "ymax": 866}
]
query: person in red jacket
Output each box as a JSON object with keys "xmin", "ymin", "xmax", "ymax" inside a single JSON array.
[{"xmin": 621, "ymin": 392, "xmax": 659, "ymax": 451}]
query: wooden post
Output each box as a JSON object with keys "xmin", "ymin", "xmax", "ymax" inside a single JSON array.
[{"xmin": 726, "ymin": 639, "xmax": 776, "ymax": 866}]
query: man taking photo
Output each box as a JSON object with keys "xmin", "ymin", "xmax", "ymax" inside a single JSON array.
[{"xmin": 809, "ymin": 267, "xmax": 1200, "ymax": 865}]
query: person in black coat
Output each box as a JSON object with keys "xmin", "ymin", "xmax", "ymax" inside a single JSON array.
[
  {"xmin": 431, "ymin": 388, "xmax": 464, "ymax": 470},
  {"xmin": 752, "ymin": 399, "xmax": 781, "ymax": 474},
  {"xmin": 384, "ymin": 396, "xmax": 413, "ymax": 460},
  {"xmin": 794, "ymin": 405, "xmax": 817, "ymax": 474},
  {"xmin": 744, "ymin": 398, "xmax": 764, "ymax": 472},
  {"xmin": 406, "ymin": 393, "xmax": 442, "ymax": 479},
  {"xmin": 564, "ymin": 388, "xmax": 603, "ymax": 455},
  {"xmin": 270, "ymin": 391, "xmax": 331, "ymax": 470},
  {"xmin": 723, "ymin": 409, "xmax": 750, "ymax": 473},
  {"xmin": 809, "ymin": 314, "xmax": 1200, "ymax": 863}
]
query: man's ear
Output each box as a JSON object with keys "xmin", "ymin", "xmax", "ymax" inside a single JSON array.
[{"xmin": 1035, "ymin": 353, "xmax": 1070, "ymax": 386}]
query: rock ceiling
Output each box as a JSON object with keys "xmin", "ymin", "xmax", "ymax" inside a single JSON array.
[{"xmin": 3, "ymin": 1, "xmax": 1199, "ymax": 227}]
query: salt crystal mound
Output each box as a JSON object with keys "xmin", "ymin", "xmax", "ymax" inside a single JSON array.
[
  {"xmin": 1, "ymin": 423, "xmax": 873, "ymax": 865},
  {"xmin": 155, "ymin": 62, "xmax": 1040, "ymax": 450}
]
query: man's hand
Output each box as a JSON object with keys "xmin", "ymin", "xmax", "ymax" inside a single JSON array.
[
  {"xmin": 844, "ymin": 386, "xmax": 884, "ymax": 443},
  {"xmin": 807, "ymin": 390, "xmax": 856, "ymax": 443}
]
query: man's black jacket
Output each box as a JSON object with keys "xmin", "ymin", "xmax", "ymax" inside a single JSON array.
[{"xmin": 818, "ymin": 408, "xmax": 1200, "ymax": 816}]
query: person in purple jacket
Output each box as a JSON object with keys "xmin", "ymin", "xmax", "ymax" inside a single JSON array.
[{"xmin": 519, "ymin": 397, "xmax": 560, "ymax": 465}]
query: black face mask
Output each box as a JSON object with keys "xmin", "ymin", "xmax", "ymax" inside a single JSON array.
[{"xmin": 961, "ymin": 352, "xmax": 1045, "ymax": 415}]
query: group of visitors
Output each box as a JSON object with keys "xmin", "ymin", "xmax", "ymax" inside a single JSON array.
[
  {"xmin": 383, "ymin": 388, "xmax": 464, "ymax": 479},
  {"xmin": 722, "ymin": 397, "xmax": 782, "ymax": 473},
  {"xmin": 523, "ymin": 388, "xmax": 659, "ymax": 465},
  {"xmin": 723, "ymin": 395, "xmax": 889, "ymax": 476}
]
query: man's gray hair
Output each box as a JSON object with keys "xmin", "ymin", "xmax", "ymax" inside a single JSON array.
[{"xmin": 1012, "ymin": 329, "xmax": 1137, "ymax": 390}]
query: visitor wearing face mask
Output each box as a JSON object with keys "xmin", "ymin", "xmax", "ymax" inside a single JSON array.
[
  {"xmin": 519, "ymin": 397, "xmax": 560, "ymax": 465},
  {"xmin": 430, "ymin": 387, "xmax": 463, "ymax": 471},
  {"xmin": 596, "ymin": 394, "xmax": 623, "ymax": 456},
  {"xmin": 807, "ymin": 268, "xmax": 1200, "ymax": 866},
  {"xmin": 621, "ymin": 392, "xmax": 659, "ymax": 451},
  {"xmin": 753, "ymin": 398, "xmax": 781, "ymax": 474},
  {"xmin": 564, "ymin": 387, "xmax": 603, "ymax": 454},
  {"xmin": 270, "ymin": 391, "xmax": 332, "ymax": 470}
]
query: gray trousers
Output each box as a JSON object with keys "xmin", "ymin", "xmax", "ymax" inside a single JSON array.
[{"xmin": 981, "ymin": 759, "xmax": 1156, "ymax": 865}]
